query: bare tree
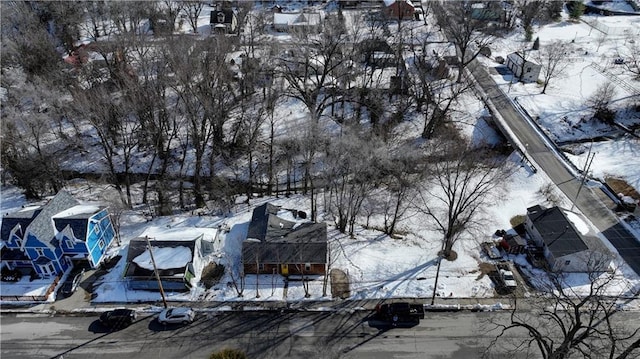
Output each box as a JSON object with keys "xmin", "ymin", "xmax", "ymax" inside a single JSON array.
[
  {"xmin": 0, "ymin": 2, "xmax": 63, "ymax": 80},
  {"xmin": 517, "ymin": 0, "xmax": 545, "ymax": 41},
  {"xmin": 587, "ymin": 82, "xmax": 618, "ymax": 124},
  {"xmin": 435, "ymin": 1, "xmax": 494, "ymax": 83},
  {"xmin": 621, "ymin": 37, "xmax": 640, "ymax": 80},
  {"xmin": 182, "ymin": 1, "xmax": 204, "ymax": 34},
  {"xmin": 278, "ymin": 23, "xmax": 349, "ymax": 124},
  {"xmin": 0, "ymin": 74, "xmax": 65, "ymax": 199},
  {"xmin": 535, "ymin": 41, "xmax": 570, "ymax": 94},
  {"xmin": 71, "ymin": 85, "xmax": 139, "ymax": 208},
  {"xmin": 486, "ymin": 260, "xmax": 640, "ymax": 359},
  {"xmin": 166, "ymin": 36, "xmax": 238, "ymax": 208},
  {"xmin": 414, "ymin": 141, "xmax": 511, "ymax": 259},
  {"xmin": 377, "ymin": 144, "xmax": 421, "ymax": 236},
  {"xmin": 323, "ymin": 131, "xmax": 380, "ymax": 235}
]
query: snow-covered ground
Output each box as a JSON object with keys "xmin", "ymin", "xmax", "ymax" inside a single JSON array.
[{"xmin": 2, "ymin": 6, "xmax": 640, "ymax": 307}]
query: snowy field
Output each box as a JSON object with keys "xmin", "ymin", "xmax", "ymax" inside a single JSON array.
[{"xmin": 1, "ymin": 5, "xmax": 640, "ymax": 306}]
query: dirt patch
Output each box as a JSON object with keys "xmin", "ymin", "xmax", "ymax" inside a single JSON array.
[
  {"xmin": 476, "ymin": 262, "xmax": 495, "ymax": 281},
  {"xmin": 606, "ymin": 176, "xmax": 640, "ymax": 200},
  {"xmin": 330, "ymin": 268, "xmax": 350, "ymax": 299}
]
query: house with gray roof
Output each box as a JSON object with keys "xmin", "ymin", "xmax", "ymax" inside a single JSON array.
[
  {"xmin": 1, "ymin": 191, "xmax": 116, "ymax": 280},
  {"xmin": 242, "ymin": 203, "xmax": 328, "ymax": 276},
  {"xmin": 525, "ymin": 205, "xmax": 612, "ymax": 272}
]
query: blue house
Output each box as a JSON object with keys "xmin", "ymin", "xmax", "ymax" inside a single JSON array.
[{"xmin": 1, "ymin": 191, "xmax": 116, "ymax": 279}]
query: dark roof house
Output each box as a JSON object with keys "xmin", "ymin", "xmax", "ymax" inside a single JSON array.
[
  {"xmin": 242, "ymin": 203, "xmax": 327, "ymax": 276},
  {"xmin": 210, "ymin": 9, "xmax": 238, "ymax": 34},
  {"xmin": 525, "ymin": 205, "xmax": 611, "ymax": 272}
]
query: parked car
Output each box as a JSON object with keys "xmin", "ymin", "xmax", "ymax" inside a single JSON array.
[
  {"xmin": 59, "ymin": 268, "xmax": 85, "ymax": 297},
  {"xmin": 157, "ymin": 307, "xmax": 195, "ymax": 325},
  {"xmin": 99, "ymin": 309, "xmax": 137, "ymax": 329},
  {"xmin": 499, "ymin": 269, "xmax": 517, "ymax": 289},
  {"xmin": 375, "ymin": 302, "xmax": 424, "ymax": 327},
  {"xmin": 496, "ymin": 262, "xmax": 517, "ymax": 291}
]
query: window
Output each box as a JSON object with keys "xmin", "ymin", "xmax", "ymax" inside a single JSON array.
[
  {"xmin": 94, "ymin": 224, "xmax": 100, "ymax": 235},
  {"xmin": 98, "ymin": 239, "xmax": 105, "ymax": 250},
  {"xmin": 305, "ymin": 263, "xmax": 311, "ymax": 271},
  {"xmin": 40, "ymin": 263, "xmax": 55, "ymax": 276},
  {"xmin": 258, "ymin": 263, "xmax": 265, "ymax": 271},
  {"xmin": 526, "ymin": 67, "xmax": 532, "ymax": 72},
  {"xmin": 565, "ymin": 260, "xmax": 571, "ymax": 266},
  {"xmin": 36, "ymin": 248, "xmax": 44, "ymax": 257},
  {"xmin": 66, "ymin": 238, "xmax": 75, "ymax": 249}
]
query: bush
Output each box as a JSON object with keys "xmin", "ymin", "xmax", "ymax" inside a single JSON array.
[
  {"xmin": 510, "ymin": 215, "xmax": 526, "ymax": 228},
  {"xmin": 209, "ymin": 348, "xmax": 247, "ymax": 359},
  {"xmin": 201, "ymin": 262, "xmax": 225, "ymax": 289}
]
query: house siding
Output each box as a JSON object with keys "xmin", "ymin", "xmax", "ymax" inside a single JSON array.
[
  {"xmin": 86, "ymin": 210, "xmax": 115, "ymax": 267},
  {"xmin": 385, "ymin": 0, "xmax": 415, "ymax": 20},
  {"xmin": 506, "ymin": 53, "xmax": 541, "ymax": 83},
  {"xmin": 1, "ymin": 193, "xmax": 116, "ymax": 277},
  {"xmin": 244, "ymin": 262, "xmax": 326, "ymax": 276}
]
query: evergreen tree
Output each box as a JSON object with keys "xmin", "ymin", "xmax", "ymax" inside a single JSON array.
[
  {"xmin": 532, "ymin": 37, "xmax": 540, "ymax": 50},
  {"xmin": 569, "ymin": 1, "xmax": 585, "ymax": 20}
]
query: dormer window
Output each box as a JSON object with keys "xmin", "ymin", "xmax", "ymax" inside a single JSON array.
[{"xmin": 217, "ymin": 12, "xmax": 225, "ymax": 24}]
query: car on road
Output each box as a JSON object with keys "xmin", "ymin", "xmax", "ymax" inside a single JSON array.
[
  {"xmin": 375, "ymin": 302, "xmax": 424, "ymax": 327},
  {"xmin": 59, "ymin": 268, "xmax": 85, "ymax": 298},
  {"xmin": 157, "ymin": 307, "xmax": 196, "ymax": 325},
  {"xmin": 99, "ymin": 309, "xmax": 137, "ymax": 329}
]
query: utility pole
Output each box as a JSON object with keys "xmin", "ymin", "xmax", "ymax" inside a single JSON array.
[
  {"xmin": 572, "ymin": 142, "xmax": 596, "ymax": 212},
  {"xmin": 145, "ymin": 236, "xmax": 168, "ymax": 308},
  {"xmin": 430, "ymin": 240, "xmax": 446, "ymax": 306}
]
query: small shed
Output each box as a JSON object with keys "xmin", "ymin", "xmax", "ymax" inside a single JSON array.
[{"xmin": 506, "ymin": 52, "xmax": 541, "ymax": 83}]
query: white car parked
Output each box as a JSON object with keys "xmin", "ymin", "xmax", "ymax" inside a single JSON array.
[{"xmin": 157, "ymin": 307, "xmax": 195, "ymax": 325}]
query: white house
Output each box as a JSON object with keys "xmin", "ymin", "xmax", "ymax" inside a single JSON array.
[
  {"xmin": 124, "ymin": 235, "xmax": 213, "ymax": 291},
  {"xmin": 506, "ymin": 52, "xmax": 542, "ymax": 83},
  {"xmin": 273, "ymin": 12, "xmax": 322, "ymax": 33},
  {"xmin": 525, "ymin": 205, "xmax": 612, "ymax": 272}
]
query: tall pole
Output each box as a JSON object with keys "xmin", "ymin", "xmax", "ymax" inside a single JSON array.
[
  {"xmin": 572, "ymin": 142, "xmax": 596, "ymax": 211},
  {"xmin": 430, "ymin": 239, "xmax": 446, "ymax": 306},
  {"xmin": 146, "ymin": 236, "xmax": 168, "ymax": 308}
]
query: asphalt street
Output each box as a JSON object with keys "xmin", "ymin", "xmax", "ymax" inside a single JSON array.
[{"xmin": 0, "ymin": 310, "xmax": 558, "ymax": 359}]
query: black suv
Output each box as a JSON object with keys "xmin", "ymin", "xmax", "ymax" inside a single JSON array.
[
  {"xmin": 375, "ymin": 302, "xmax": 425, "ymax": 327},
  {"xmin": 99, "ymin": 309, "xmax": 137, "ymax": 329}
]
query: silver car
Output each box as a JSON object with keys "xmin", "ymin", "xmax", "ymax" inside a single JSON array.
[{"xmin": 157, "ymin": 307, "xmax": 195, "ymax": 325}]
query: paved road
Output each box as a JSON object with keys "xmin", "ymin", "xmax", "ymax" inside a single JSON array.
[
  {"xmin": 467, "ymin": 60, "xmax": 640, "ymax": 276},
  {"xmin": 0, "ymin": 311, "xmax": 535, "ymax": 359},
  {"xmin": 3, "ymin": 310, "xmax": 639, "ymax": 359}
]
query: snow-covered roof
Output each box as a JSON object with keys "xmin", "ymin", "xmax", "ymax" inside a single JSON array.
[
  {"xmin": 273, "ymin": 12, "xmax": 321, "ymax": 26},
  {"xmin": 52, "ymin": 205, "xmax": 101, "ymax": 219},
  {"xmin": 383, "ymin": 0, "xmax": 415, "ymax": 8},
  {"xmin": 133, "ymin": 246, "xmax": 192, "ymax": 270}
]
